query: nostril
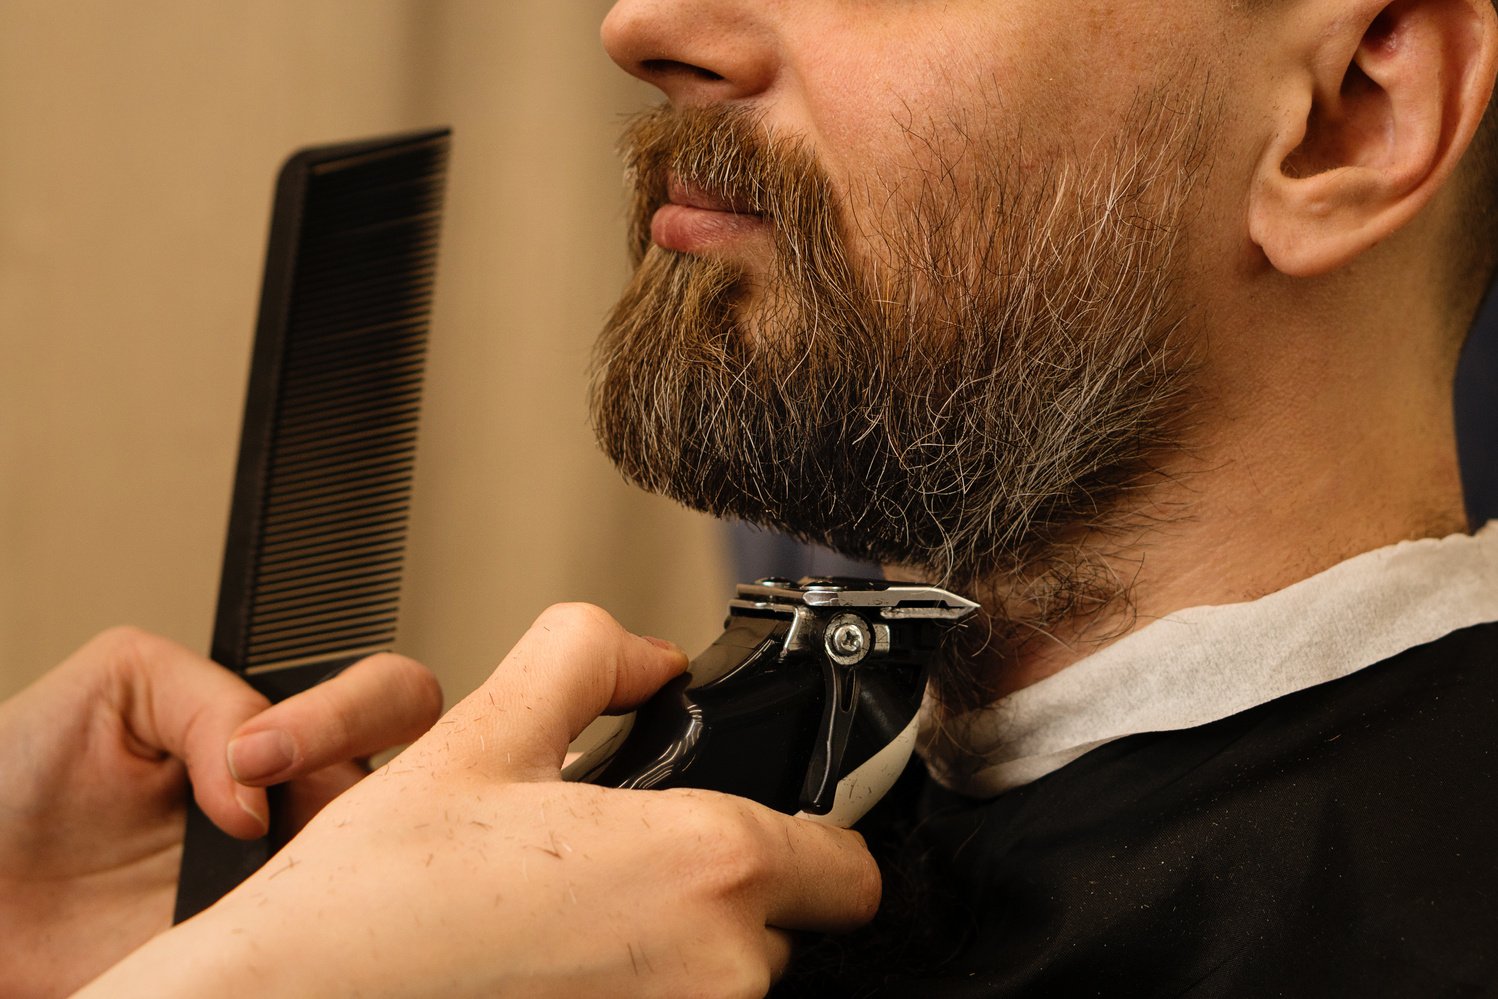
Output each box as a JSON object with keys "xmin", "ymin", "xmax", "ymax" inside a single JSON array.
[{"xmin": 641, "ymin": 58, "xmax": 725, "ymax": 83}]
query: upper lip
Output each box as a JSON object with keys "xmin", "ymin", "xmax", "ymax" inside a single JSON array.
[{"xmin": 666, "ymin": 176, "xmax": 761, "ymax": 216}]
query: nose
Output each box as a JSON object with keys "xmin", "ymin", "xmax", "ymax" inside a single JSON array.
[{"xmin": 602, "ymin": 0, "xmax": 778, "ymax": 105}]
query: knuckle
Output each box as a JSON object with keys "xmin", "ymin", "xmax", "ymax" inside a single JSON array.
[
  {"xmin": 669, "ymin": 930, "xmax": 774, "ymax": 999},
  {"xmin": 87, "ymin": 624, "xmax": 152, "ymax": 658},
  {"xmin": 77, "ymin": 626, "xmax": 185, "ymax": 688},
  {"xmin": 707, "ymin": 840, "xmax": 769, "ymax": 893},
  {"xmin": 664, "ymin": 794, "xmax": 771, "ymax": 893},
  {"xmin": 736, "ymin": 969, "xmax": 774, "ymax": 999},
  {"xmin": 722, "ymin": 956, "xmax": 774, "ymax": 999},
  {"xmin": 689, "ymin": 954, "xmax": 772, "ymax": 999},
  {"xmin": 529, "ymin": 602, "xmax": 633, "ymax": 666},
  {"xmin": 533, "ymin": 601, "xmax": 621, "ymax": 636},
  {"xmin": 93, "ymin": 623, "xmax": 149, "ymax": 644}
]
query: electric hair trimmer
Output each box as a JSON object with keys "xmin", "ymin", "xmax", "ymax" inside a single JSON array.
[{"xmin": 563, "ymin": 577, "xmax": 979, "ymax": 826}]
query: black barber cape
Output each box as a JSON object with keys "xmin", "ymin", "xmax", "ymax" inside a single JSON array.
[{"xmin": 772, "ymin": 622, "xmax": 1498, "ymax": 998}]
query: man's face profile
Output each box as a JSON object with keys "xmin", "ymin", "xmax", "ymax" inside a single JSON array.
[
  {"xmin": 590, "ymin": 3, "xmax": 1226, "ymax": 599},
  {"xmin": 576, "ymin": 3, "xmax": 1498, "ymax": 992}
]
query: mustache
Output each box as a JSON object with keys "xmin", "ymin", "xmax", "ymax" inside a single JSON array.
[{"xmin": 619, "ymin": 104, "xmax": 846, "ymax": 270}]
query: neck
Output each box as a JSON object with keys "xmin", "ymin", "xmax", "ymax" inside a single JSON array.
[{"xmin": 929, "ymin": 298, "xmax": 1472, "ymax": 702}]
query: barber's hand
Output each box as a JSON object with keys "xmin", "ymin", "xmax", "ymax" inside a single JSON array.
[
  {"xmin": 0, "ymin": 626, "xmax": 442, "ymax": 999},
  {"xmin": 84, "ymin": 604, "xmax": 882, "ymax": 999}
]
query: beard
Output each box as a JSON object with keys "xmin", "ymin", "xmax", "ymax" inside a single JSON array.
[{"xmin": 591, "ymin": 97, "xmax": 1215, "ymax": 701}]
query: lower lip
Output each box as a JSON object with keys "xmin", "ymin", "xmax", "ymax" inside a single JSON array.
[{"xmin": 651, "ymin": 204, "xmax": 769, "ymax": 254}]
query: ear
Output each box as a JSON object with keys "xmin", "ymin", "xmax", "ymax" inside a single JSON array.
[{"xmin": 1249, "ymin": 0, "xmax": 1498, "ymax": 277}]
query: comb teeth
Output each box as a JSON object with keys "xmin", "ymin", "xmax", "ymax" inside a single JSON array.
[{"xmin": 214, "ymin": 131, "xmax": 449, "ymax": 673}]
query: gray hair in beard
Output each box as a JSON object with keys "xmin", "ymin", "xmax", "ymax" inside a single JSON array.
[{"xmin": 590, "ymin": 100, "xmax": 1214, "ymax": 708}]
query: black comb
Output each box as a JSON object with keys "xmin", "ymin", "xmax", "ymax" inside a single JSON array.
[{"xmin": 173, "ymin": 128, "xmax": 451, "ymax": 923}]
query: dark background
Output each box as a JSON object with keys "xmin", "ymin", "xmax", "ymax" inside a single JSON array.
[{"xmin": 1460, "ymin": 289, "xmax": 1498, "ymax": 526}]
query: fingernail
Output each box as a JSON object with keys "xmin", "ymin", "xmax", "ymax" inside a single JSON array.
[
  {"xmin": 235, "ymin": 785, "xmax": 269, "ymax": 836},
  {"xmin": 227, "ymin": 729, "xmax": 296, "ymax": 783},
  {"xmin": 642, "ymin": 635, "xmax": 685, "ymax": 656}
]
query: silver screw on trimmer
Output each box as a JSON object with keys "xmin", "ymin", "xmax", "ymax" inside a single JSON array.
[
  {"xmin": 833, "ymin": 625, "xmax": 864, "ymax": 655},
  {"xmin": 825, "ymin": 613, "xmax": 872, "ymax": 666}
]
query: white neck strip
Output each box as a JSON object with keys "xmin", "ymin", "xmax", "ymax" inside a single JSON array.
[{"xmin": 919, "ymin": 522, "xmax": 1498, "ymax": 798}]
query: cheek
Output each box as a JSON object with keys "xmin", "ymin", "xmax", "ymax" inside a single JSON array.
[
  {"xmin": 784, "ymin": 2, "xmax": 1195, "ymax": 185},
  {"xmin": 771, "ymin": 25, "xmax": 1102, "ymax": 246}
]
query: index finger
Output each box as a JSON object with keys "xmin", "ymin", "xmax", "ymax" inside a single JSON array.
[
  {"xmin": 675, "ymin": 791, "xmax": 884, "ymax": 935},
  {"xmin": 226, "ymin": 652, "xmax": 443, "ymax": 786},
  {"xmin": 762, "ymin": 816, "xmax": 884, "ymax": 934}
]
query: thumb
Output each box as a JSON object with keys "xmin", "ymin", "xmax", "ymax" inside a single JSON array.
[{"xmin": 408, "ymin": 603, "xmax": 688, "ymax": 780}]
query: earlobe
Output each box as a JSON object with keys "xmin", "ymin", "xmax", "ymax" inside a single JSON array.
[{"xmin": 1248, "ymin": 0, "xmax": 1498, "ymax": 278}]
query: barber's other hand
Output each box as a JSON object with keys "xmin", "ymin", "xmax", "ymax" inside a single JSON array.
[
  {"xmin": 85, "ymin": 604, "xmax": 882, "ymax": 999},
  {"xmin": 0, "ymin": 626, "xmax": 442, "ymax": 999}
]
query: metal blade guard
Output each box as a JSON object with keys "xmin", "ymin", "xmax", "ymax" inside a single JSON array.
[{"xmin": 564, "ymin": 578, "xmax": 979, "ymax": 827}]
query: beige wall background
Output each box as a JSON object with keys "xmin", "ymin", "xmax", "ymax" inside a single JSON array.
[{"xmin": 0, "ymin": 1, "xmax": 732, "ymax": 704}]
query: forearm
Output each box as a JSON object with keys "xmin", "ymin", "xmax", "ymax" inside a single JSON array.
[{"xmin": 71, "ymin": 909, "xmax": 297, "ymax": 999}]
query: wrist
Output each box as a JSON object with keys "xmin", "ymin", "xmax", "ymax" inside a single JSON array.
[{"xmin": 71, "ymin": 903, "xmax": 300, "ymax": 999}]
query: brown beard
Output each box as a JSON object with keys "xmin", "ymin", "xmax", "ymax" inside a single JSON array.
[{"xmin": 590, "ymin": 100, "xmax": 1214, "ymax": 709}]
